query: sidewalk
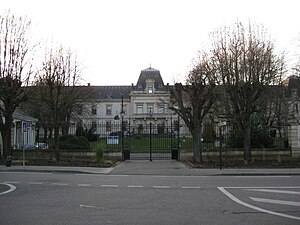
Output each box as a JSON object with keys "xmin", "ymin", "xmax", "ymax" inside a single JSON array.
[
  {"xmin": 1, "ymin": 161, "xmax": 300, "ymax": 176},
  {"xmin": 0, "ymin": 165, "xmax": 113, "ymax": 174}
]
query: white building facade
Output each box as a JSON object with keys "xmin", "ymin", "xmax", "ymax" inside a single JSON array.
[{"xmin": 73, "ymin": 67, "xmax": 180, "ymax": 136}]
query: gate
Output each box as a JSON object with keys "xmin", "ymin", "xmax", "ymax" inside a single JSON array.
[{"xmin": 123, "ymin": 124, "xmax": 180, "ymax": 160}]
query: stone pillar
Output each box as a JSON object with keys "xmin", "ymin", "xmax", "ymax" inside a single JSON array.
[{"xmin": 288, "ymin": 117, "xmax": 300, "ymax": 157}]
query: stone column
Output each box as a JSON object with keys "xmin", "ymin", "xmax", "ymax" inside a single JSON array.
[{"xmin": 288, "ymin": 117, "xmax": 300, "ymax": 157}]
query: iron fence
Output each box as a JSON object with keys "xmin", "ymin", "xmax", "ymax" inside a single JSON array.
[{"xmin": 35, "ymin": 122, "xmax": 288, "ymax": 153}]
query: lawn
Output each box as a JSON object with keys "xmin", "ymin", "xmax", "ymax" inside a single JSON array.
[{"xmin": 89, "ymin": 136, "xmax": 288, "ymax": 153}]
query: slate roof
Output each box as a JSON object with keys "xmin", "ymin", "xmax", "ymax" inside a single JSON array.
[
  {"xmin": 13, "ymin": 109, "xmax": 38, "ymax": 122},
  {"xmin": 76, "ymin": 85, "xmax": 133, "ymax": 100},
  {"xmin": 135, "ymin": 67, "xmax": 166, "ymax": 91},
  {"xmin": 75, "ymin": 67, "xmax": 168, "ymax": 100}
]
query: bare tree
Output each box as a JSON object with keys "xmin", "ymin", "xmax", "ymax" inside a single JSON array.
[
  {"xmin": 34, "ymin": 45, "xmax": 82, "ymax": 161},
  {"xmin": 0, "ymin": 11, "xmax": 33, "ymax": 159},
  {"xmin": 169, "ymin": 53, "xmax": 218, "ymax": 163},
  {"xmin": 211, "ymin": 22, "xmax": 284, "ymax": 163}
]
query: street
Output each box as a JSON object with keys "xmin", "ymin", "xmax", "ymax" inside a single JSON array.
[{"xmin": 0, "ymin": 171, "xmax": 300, "ymax": 225}]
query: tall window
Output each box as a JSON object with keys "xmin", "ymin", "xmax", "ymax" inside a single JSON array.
[
  {"xmin": 106, "ymin": 121, "xmax": 112, "ymax": 132},
  {"xmin": 148, "ymin": 84, "xmax": 153, "ymax": 94},
  {"xmin": 106, "ymin": 105, "xmax": 112, "ymax": 116},
  {"xmin": 91, "ymin": 121, "xmax": 97, "ymax": 130},
  {"xmin": 136, "ymin": 104, "xmax": 143, "ymax": 114},
  {"xmin": 92, "ymin": 105, "xmax": 97, "ymax": 115},
  {"xmin": 146, "ymin": 79, "xmax": 155, "ymax": 94},
  {"xmin": 158, "ymin": 104, "xmax": 165, "ymax": 114},
  {"xmin": 147, "ymin": 103, "xmax": 154, "ymax": 114}
]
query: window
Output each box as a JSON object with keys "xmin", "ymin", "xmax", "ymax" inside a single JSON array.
[
  {"xmin": 106, "ymin": 121, "xmax": 112, "ymax": 132},
  {"xmin": 148, "ymin": 84, "xmax": 153, "ymax": 94},
  {"xmin": 158, "ymin": 104, "xmax": 165, "ymax": 114},
  {"xmin": 91, "ymin": 121, "xmax": 97, "ymax": 129},
  {"xmin": 106, "ymin": 105, "xmax": 112, "ymax": 116},
  {"xmin": 92, "ymin": 105, "xmax": 97, "ymax": 115},
  {"xmin": 147, "ymin": 104, "xmax": 154, "ymax": 114},
  {"xmin": 146, "ymin": 79, "xmax": 155, "ymax": 94},
  {"xmin": 136, "ymin": 104, "xmax": 143, "ymax": 114}
]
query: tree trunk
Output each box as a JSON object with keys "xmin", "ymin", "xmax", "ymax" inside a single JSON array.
[
  {"xmin": 54, "ymin": 126, "xmax": 60, "ymax": 162},
  {"xmin": 192, "ymin": 125, "xmax": 202, "ymax": 163},
  {"xmin": 1, "ymin": 117, "xmax": 13, "ymax": 159},
  {"xmin": 243, "ymin": 125, "xmax": 251, "ymax": 164}
]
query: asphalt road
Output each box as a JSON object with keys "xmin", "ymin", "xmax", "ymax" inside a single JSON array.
[{"xmin": 0, "ymin": 172, "xmax": 300, "ymax": 225}]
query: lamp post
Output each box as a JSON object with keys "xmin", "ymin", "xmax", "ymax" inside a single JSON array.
[
  {"xmin": 120, "ymin": 94, "xmax": 125, "ymax": 160},
  {"xmin": 149, "ymin": 108, "xmax": 153, "ymax": 161}
]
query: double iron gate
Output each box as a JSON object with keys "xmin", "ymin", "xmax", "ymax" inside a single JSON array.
[{"xmin": 105, "ymin": 123, "xmax": 180, "ymax": 161}]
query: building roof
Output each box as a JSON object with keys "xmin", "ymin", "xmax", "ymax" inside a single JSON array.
[
  {"xmin": 135, "ymin": 67, "xmax": 166, "ymax": 91},
  {"xmin": 75, "ymin": 67, "xmax": 169, "ymax": 100},
  {"xmin": 13, "ymin": 109, "xmax": 38, "ymax": 122},
  {"xmin": 76, "ymin": 85, "xmax": 133, "ymax": 100}
]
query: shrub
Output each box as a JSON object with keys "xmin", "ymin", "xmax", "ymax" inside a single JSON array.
[
  {"xmin": 87, "ymin": 127, "xmax": 98, "ymax": 142},
  {"xmin": 95, "ymin": 148, "xmax": 103, "ymax": 162},
  {"xmin": 59, "ymin": 135, "xmax": 90, "ymax": 150},
  {"xmin": 75, "ymin": 126, "xmax": 86, "ymax": 137},
  {"xmin": 228, "ymin": 126, "xmax": 274, "ymax": 148}
]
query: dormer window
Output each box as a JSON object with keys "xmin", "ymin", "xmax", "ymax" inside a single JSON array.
[
  {"xmin": 148, "ymin": 84, "xmax": 153, "ymax": 93},
  {"xmin": 146, "ymin": 79, "xmax": 155, "ymax": 94}
]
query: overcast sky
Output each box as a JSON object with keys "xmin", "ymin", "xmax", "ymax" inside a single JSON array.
[{"xmin": 2, "ymin": 0, "xmax": 300, "ymax": 85}]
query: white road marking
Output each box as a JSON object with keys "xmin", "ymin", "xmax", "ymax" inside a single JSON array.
[
  {"xmin": 78, "ymin": 184, "xmax": 91, "ymax": 187},
  {"xmin": 218, "ymin": 187, "xmax": 300, "ymax": 221},
  {"xmin": 79, "ymin": 204, "xmax": 105, "ymax": 209},
  {"xmin": 52, "ymin": 183, "xmax": 69, "ymax": 186},
  {"xmin": 153, "ymin": 186, "xmax": 170, "ymax": 189},
  {"xmin": 127, "ymin": 185, "xmax": 144, "ymax": 188},
  {"xmin": 76, "ymin": 174, "xmax": 128, "ymax": 177},
  {"xmin": 28, "ymin": 182, "xmax": 43, "ymax": 185},
  {"xmin": 153, "ymin": 175, "xmax": 208, "ymax": 178},
  {"xmin": 182, "ymin": 186, "xmax": 201, "ymax": 189},
  {"xmin": 244, "ymin": 189, "xmax": 300, "ymax": 195},
  {"xmin": 221, "ymin": 186, "xmax": 300, "ymax": 189},
  {"xmin": 4, "ymin": 181, "xmax": 19, "ymax": 184},
  {"xmin": 250, "ymin": 197, "xmax": 300, "ymax": 207},
  {"xmin": 80, "ymin": 204, "xmax": 97, "ymax": 209},
  {"xmin": 0, "ymin": 183, "xmax": 16, "ymax": 195},
  {"xmin": 101, "ymin": 185, "xmax": 119, "ymax": 188},
  {"xmin": 234, "ymin": 176, "xmax": 291, "ymax": 178}
]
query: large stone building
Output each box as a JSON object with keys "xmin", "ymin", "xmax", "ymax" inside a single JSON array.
[{"xmin": 75, "ymin": 67, "xmax": 177, "ymax": 136}]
